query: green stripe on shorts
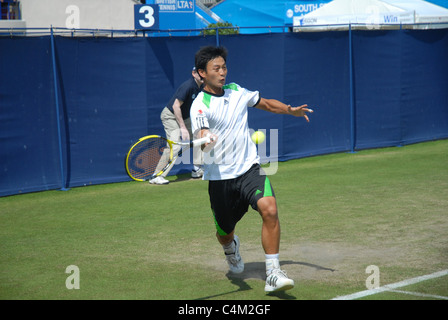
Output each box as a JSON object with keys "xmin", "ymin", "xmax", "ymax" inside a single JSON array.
[
  {"xmin": 212, "ymin": 209, "xmax": 228, "ymax": 236},
  {"xmin": 264, "ymin": 176, "xmax": 273, "ymax": 197}
]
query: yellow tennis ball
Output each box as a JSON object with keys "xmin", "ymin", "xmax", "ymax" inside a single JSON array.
[{"xmin": 251, "ymin": 131, "xmax": 265, "ymax": 144}]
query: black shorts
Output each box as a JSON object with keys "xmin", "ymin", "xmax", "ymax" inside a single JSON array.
[{"xmin": 208, "ymin": 164, "xmax": 275, "ymax": 236}]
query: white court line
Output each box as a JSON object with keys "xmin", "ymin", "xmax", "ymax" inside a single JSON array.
[
  {"xmin": 332, "ymin": 269, "xmax": 448, "ymax": 300},
  {"xmin": 386, "ymin": 289, "xmax": 448, "ymax": 300}
]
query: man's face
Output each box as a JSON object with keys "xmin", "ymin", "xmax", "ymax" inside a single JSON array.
[{"xmin": 199, "ymin": 56, "xmax": 227, "ymax": 92}]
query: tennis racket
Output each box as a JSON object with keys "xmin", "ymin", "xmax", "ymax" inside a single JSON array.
[{"xmin": 125, "ymin": 135, "xmax": 211, "ymax": 181}]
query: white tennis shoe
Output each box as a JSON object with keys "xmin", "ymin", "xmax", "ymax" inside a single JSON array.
[
  {"xmin": 225, "ymin": 235, "xmax": 244, "ymax": 274},
  {"xmin": 191, "ymin": 168, "xmax": 204, "ymax": 178},
  {"xmin": 149, "ymin": 176, "xmax": 169, "ymax": 185},
  {"xmin": 265, "ymin": 268, "xmax": 295, "ymax": 293}
]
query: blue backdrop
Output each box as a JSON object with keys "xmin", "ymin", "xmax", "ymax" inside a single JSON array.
[{"xmin": 1, "ymin": 29, "xmax": 447, "ymax": 196}]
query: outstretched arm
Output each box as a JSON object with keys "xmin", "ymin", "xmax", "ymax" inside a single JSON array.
[{"xmin": 255, "ymin": 98, "xmax": 314, "ymax": 122}]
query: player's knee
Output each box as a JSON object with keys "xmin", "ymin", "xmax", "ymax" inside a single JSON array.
[
  {"xmin": 258, "ymin": 199, "xmax": 278, "ymax": 222},
  {"xmin": 263, "ymin": 208, "xmax": 278, "ymax": 222}
]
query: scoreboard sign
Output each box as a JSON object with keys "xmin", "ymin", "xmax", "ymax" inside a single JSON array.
[
  {"xmin": 139, "ymin": 0, "xmax": 196, "ymax": 34},
  {"xmin": 134, "ymin": 4, "xmax": 160, "ymax": 30}
]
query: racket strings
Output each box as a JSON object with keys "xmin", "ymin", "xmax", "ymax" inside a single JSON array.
[{"xmin": 128, "ymin": 138, "xmax": 168, "ymax": 180}]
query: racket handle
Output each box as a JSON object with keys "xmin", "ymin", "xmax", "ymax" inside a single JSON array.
[{"xmin": 192, "ymin": 135, "xmax": 211, "ymax": 147}]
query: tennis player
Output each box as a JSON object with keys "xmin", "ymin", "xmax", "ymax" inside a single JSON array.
[{"xmin": 190, "ymin": 46, "xmax": 313, "ymax": 293}]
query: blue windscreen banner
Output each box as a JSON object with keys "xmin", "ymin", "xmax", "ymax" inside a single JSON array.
[
  {"xmin": 282, "ymin": 31, "xmax": 351, "ymax": 159},
  {"xmin": 1, "ymin": 29, "xmax": 447, "ymax": 196},
  {"xmin": 0, "ymin": 37, "xmax": 62, "ymax": 195},
  {"xmin": 353, "ymin": 30, "xmax": 404, "ymax": 149},
  {"xmin": 400, "ymin": 29, "xmax": 448, "ymax": 144}
]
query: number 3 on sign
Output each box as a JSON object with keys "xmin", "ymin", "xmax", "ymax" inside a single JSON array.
[{"xmin": 134, "ymin": 4, "xmax": 159, "ymax": 30}]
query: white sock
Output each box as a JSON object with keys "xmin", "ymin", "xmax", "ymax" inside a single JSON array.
[
  {"xmin": 265, "ymin": 254, "xmax": 280, "ymax": 275},
  {"xmin": 223, "ymin": 239, "xmax": 236, "ymax": 254},
  {"xmin": 193, "ymin": 165, "xmax": 201, "ymax": 171}
]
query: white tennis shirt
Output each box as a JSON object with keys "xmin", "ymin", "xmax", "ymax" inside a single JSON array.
[{"xmin": 190, "ymin": 83, "xmax": 261, "ymax": 180}]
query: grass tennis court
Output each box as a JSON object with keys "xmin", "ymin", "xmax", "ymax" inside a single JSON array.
[{"xmin": 1, "ymin": 140, "xmax": 447, "ymax": 300}]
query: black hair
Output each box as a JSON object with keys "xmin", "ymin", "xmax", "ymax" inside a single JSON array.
[{"xmin": 194, "ymin": 46, "xmax": 228, "ymax": 74}]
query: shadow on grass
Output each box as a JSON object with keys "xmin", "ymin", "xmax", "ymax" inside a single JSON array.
[{"xmin": 195, "ymin": 260, "xmax": 336, "ymax": 300}]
